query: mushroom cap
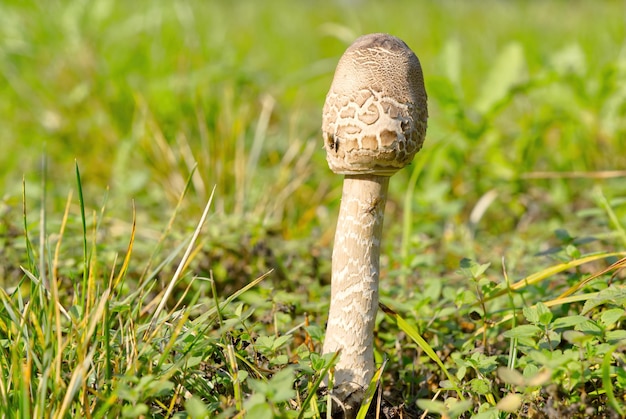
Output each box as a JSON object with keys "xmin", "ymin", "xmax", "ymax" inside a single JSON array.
[{"xmin": 322, "ymin": 33, "xmax": 428, "ymax": 176}]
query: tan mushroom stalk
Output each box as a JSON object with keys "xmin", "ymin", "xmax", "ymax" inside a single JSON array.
[{"xmin": 322, "ymin": 34, "xmax": 428, "ymax": 393}]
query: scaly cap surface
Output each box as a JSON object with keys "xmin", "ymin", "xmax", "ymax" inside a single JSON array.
[{"xmin": 322, "ymin": 33, "xmax": 428, "ymax": 175}]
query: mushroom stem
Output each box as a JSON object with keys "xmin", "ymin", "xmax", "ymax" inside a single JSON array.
[
  {"xmin": 320, "ymin": 34, "xmax": 427, "ymax": 415},
  {"xmin": 323, "ymin": 174, "xmax": 389, "ymax": 389}
]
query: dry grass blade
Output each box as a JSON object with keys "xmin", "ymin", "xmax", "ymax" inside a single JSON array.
[
  {"xmin": 139, "ymin": 164, "xmax": 199, "ymax": 285},
  {"xmin": 558, "ymin": 255, "xmax": 626, "ymax": 299},
  {"xmin": 473, "ymin": 292, "xmax": 601, "ymax": 338},
  {"xmin": 190, "ymin": 269, "xmax": 274, "ymax": 329},
  {"xmin": 51, "ymin": 191, "xmax": 73, "ymax": 323},
  {"xmin": 484, "ymin": 251, "xmax": 626, "ymax": 301},
  {"xmin": 112, "ymin": 200, "xmax": 137, "ymax": 290},
  {"xmin": 521, "ymin": 170, "xmax": 626, "ymax": 179},
  {"xmin": 147, "ymin": 186, "xmax": 216, "ymax": 334},
  {"xmin": 55, "ymin": 289, "xmax": 110, "ymax": 419}
]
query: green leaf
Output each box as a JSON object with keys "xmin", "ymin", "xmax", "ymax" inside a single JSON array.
[
  {"xmin": 551, "ymin": 315, "xmax": 588, "ymax": 330},
  {"xmin": 535, "ymin": 302, "xmax": 552, "ymax": 326},
  {"xmin": 122, "ymin": 404, "xmax": 148, "ymax": 418},
  {"xmin": 448, "ymin": 399, "xmax": 474, "ymax": 418},
  {"xmin": 566, "ymin": 244, "xmax": 581, "ymax": 259},
  {"xmin": 474, "ymin": 42, "xmax": 526, "ymax": 114},
  {"xmin": 504, "ymin": 325, "xmax": 542, "ymax": 338},
  {"xmin": 606, "ymin": 330, "xmax": 626, "ymax": 345},
  {"xmin": 562, "ymin": 330, "xmax": 592, "ymax": 346},
  {"xmin": 469, "ymin": 378, "xmax": 491, "ymax": 395},
  {"xmin": 304, "ymin": 325, "xmax": 324, "ymax": 343},
  {"xmin": 247, "ymin": 378, "xmax": 269, "ymax": 395},
  {"xmin": 423, "ymin": 278, "xmax": 443, "ymax": 302},
  {"xmin": 416, "ymin": 399, "xmax": 447, "ymax": 415},
  {"xmin": 273, "ymin": 335, "xmax": 291, "ymax": 350},
  {"xmin": 472, "ymin": 409, "xmax": 500, "ymax": 419},
  {"xmin": 269, "ymin": 354, "xmax": 289, "ymax": 366},
  {"xmin": 267, "ymin": 368, "xmax": 296, "ymax": 403},
  {"xmin": 459, "ymin": 258, "xmax": 491, "ymax": 279},
  {"xmin": 522, "ymin": 306, "xmax": 539, "ymax": 323},
  {"xmin": 254, "ymin": 335, "xmax": 274, "ymax": 351},
  {"xmin": 582, "ymin": 285, "xmax": 626, "ymax": 314},
  {"xmin": 523, "ymin": 303, "xmax": 552, "ymax": 325},
  {"xmin": 523, "ymin": 364, "xmax": 539, "ymax": 379},
  {"xmin": 416, "ymin": 398, "xmax": 472, "ymax": 418},
  {"xmin": 603, "ymin": 346, "xmax": 625, "ymax": 417},
  {"xmin": 538, "ymin": 311, "xmax": 553, "ymax": 327},
  {"xmin": 555, "ymin": 228, "xmax": 573, "ymax": 243},
  {"xmin": 308, "ymin": 352, "xmax": 326, "ymax": 371},
  {"xmin": 539, "ymin": 330, "xmax": 561, "ymax": 350},
  {"xmin": 185, "ymin": 396, "xmax": 209, "ymax": 419},
  {"xmin": 575, "ymin": 319, "xmax": 603, "ymax": 335},
  {"xmin": 297, "ymin": 351, "xmax": 340, "ymax": 419},
  {"xmin": 185, "ymin": 356, "xmax": 202, "ymax": 368},
  {"xmin": 600, "ymin": 308, "xmax": 625, "ymax": 327},
  {"xmin": 246, "ymin": 398, "xmax": 273, "ymax": 419},
  {"xmin": 456, "ymin": 365, "xmax": 467, "ymax": 380},
  {"xmin": 441, "ymin": 38, "xmax": 462, "ymax": 88},
  {"xmin": 550, "ymin": 43, "xmax": 587, "ymax": 76},
  {"xmin": 254, "ymin": 334, "xmax": 291, "ymax": 354}
]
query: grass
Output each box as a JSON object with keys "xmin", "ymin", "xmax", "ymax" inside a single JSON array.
[{"xmin": 1, "ymin": 0, "xmax": 626, "ymax": 417}]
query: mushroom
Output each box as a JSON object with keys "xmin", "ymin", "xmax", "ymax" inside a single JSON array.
[{"xmin": 321, "ymin": 33, "xmax": 428, "ymax": 409}]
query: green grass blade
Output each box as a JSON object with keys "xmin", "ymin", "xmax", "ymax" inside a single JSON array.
[
  {"xmin": 225, "ymin": 340, "xmax": 244, "ymax": 412},
  {"xmin": 595, "ymin": 188, "xmax": 626, "ymax": 248},
  {"xmin": 356, "ymin": 357, "xmax": 388, "ymax": 419},
  {"xmin": 297, "ymin": 351, "xmax": 341, "ymax": 419},
  {"xmin": 379, "ymin": 303, "xmax": 464, "ymax": 400},
  {"xmin": 38, "ymin": 153, "xmax": 47, "ymax": 291},
  {"xmin": 22, "ymin": 176, "xmax": 37, "ymax": 276},
  {"xmin": 602, "ymin": 346, "xmax": 625, "ymax": 417},
  {"xmin": 190, "ymin": 270, "xmax": 273, "ymax": 329},
  {"xmin": 400, "ymin": 145, "xmax": 430, "ymax": 285},
  {"xmin": 75, "ymin": 161, "xmax": 89, "ymax": 307},
  {"xmin": 503, "ymin": 259, "xmax": 518, "ymax": 374}
]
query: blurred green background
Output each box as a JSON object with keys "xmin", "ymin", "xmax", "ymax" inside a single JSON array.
[{"xmin": 1, "ymin": 0, "xmax": 625, "ymax": 286}]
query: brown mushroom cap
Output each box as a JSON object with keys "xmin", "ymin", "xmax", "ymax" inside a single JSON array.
[{"xmin": 322, "ymin": 33, "xmax": 428, "ymax": 176}]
